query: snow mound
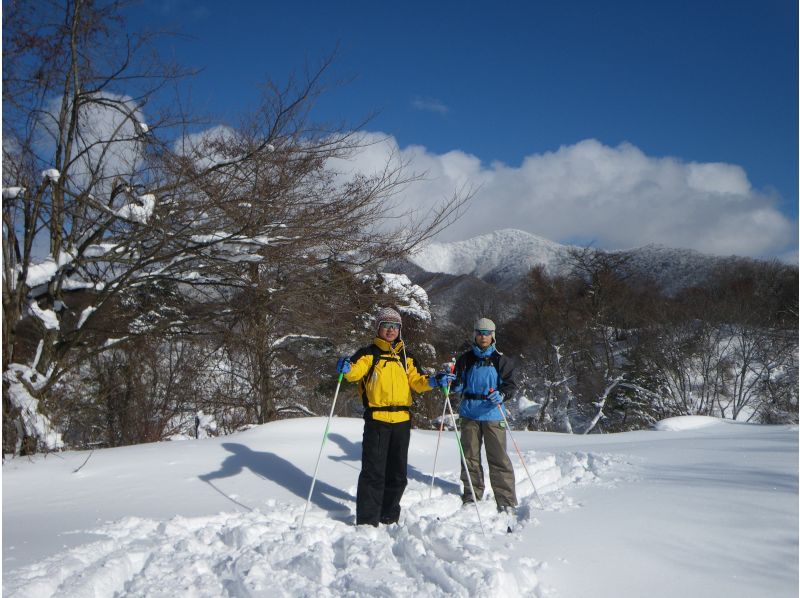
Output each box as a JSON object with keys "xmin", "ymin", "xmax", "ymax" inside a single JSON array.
[{"xmin": 653, "ymin": 415, "xmax": 731, "ymax": 432}]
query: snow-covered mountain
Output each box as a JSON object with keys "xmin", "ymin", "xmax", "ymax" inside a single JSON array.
[
  {"xmin": 409, "ymin": 229, "xmax": 572, "ymax": 281},
  {"xmin": 408, "ymin": 229, "xmax": 760, "ymax": 294}
]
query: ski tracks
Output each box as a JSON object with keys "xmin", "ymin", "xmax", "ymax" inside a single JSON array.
[{"xmin": 4, "ymin": 450, "xmax": 627, "ymax": 597}]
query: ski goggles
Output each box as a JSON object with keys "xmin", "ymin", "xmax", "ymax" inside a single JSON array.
[
  {"xmin": 474, "ymin": 329, "xmax": 494, "ymax": 336},
  {"xmin": 379, "ymin": 322, "xmax": 401, "ymax": 330}
]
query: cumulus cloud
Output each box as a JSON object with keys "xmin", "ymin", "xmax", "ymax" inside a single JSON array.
[
  {"xmin": 174, "ymin": 124, "xmax": 240, "ymax": 168},
  {"xmin": 35, "ymin": 92, "xmax": 147, "ymax": 197},
  {"xmin": 338, "ymin": 135, "xmax": 796, "ymax": 260}
]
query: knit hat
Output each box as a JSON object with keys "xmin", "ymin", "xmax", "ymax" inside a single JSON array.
[
  {"xmin": 376, "ymin": 307, "xmax": 402, "ymax": 332},
  {"xmin": 474, "ymin": 317, "xmax": 496, "ymax": 340}
]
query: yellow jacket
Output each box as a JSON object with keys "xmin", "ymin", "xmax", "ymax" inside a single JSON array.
[{"xmin": 344, "ymin": 337, "xmax": 433, "ymax": 423}]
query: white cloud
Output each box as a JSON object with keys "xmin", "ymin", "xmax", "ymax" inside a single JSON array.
[
  {"xmin": 174, "ymin": 124, "xmax": 240, "ymax": 168},
  {"xmin": 411, "ymin": 96, "xmax": 449, "ymax": 115},
  {"xmin": 339, "ymin": 135, "xmax": 796, "ymax": 260},
  {"xmin": 36, "ymin": 92, "xmax": 147, "ymax": 196}
]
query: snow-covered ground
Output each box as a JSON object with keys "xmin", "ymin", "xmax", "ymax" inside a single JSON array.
[{"xmin": 3, "ymin": 416, "xmax": 797, "ymax": 597}]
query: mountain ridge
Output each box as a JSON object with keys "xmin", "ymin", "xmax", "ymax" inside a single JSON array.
[{"xmin": 408, "ymin": 228, "xmax": 772, "ymax": 294}]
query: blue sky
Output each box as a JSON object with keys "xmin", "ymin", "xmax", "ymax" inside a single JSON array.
[{"xmin": 128, "ymin": 0, "xmax": 798, "ymax": 260}]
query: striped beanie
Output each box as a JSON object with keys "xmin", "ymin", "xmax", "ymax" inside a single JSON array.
[{"xmin": 376, "ymin": 307, "xmax": 402, "ymax": 331}]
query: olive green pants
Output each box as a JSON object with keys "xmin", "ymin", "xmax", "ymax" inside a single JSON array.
[{"xmin": 459, "ymin": 418, "xmax": 517, "ymax": 508}]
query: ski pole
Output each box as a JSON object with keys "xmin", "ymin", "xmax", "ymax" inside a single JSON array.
[
  {"xmin": 444, "ymin": 389, "xmax": 487, "ymax": 537},
  {"xmin": 429, "ymin": 360, "xmax": 455, "ymax": 499},
  {"xmin": 301, "ymin": 371, "xmax": 344, "ymax": 528},
  {"xmin": 490, "ymin": 388, "xmax": 545, "ymax": 509},
  {"xmin": 428, "ymin": 391, "xmax": 450, "ymax": 499}
]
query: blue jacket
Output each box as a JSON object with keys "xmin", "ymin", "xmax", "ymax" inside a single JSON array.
[{"xmin": 453, "ymin": 344, "xmax": 517, "ymax": 421}]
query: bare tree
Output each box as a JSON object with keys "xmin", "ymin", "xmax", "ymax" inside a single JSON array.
[{"xmin": 2, "ymin": 1, "xmax": 469, "ymax": 453}]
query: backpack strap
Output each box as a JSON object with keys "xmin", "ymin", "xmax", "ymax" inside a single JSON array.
[
  {"xmin": 363, "ymin": 405, "xmax": 411, "ymax": 417},
  {"xmin": 456, "ymin": 349, "xmax": 504, "ymax": 399},
  {"xmin": 460, "ymin": 350, "xmax": 501, "ymax": 372}
]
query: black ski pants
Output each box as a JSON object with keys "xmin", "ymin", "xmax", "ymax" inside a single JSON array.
[{"xmin": 356, "ymin": 418, "xmax": 411, "ymax": 526}]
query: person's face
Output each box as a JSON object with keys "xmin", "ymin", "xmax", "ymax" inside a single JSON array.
[
  {"xmin": 378, "ymin": 321, "xmax": 401, "ymax": 342},
  {"xmin": 474, "ymin": 329, "xmax": 494, "ymax": 349}
]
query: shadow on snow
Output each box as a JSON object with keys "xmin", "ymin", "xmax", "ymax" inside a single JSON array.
[{"xmin": 200, "ymin": 443, "xmax": 355, "ymax": 520}]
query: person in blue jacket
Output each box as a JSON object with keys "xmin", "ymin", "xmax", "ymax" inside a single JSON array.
[{"xmin": 451, "ymin": 317, "xmax": 517, "ymax": 513}]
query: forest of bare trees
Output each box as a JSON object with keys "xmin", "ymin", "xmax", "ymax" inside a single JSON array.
[{"xmin": 500, "ymin": 251, "xmax": 798, "ymax": 433}]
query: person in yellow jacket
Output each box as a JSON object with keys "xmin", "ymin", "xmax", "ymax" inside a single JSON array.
[{"xmin": 336, "ymin": 307, "xmax": 453, "ymax": 526}]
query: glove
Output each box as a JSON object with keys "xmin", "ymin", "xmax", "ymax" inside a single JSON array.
[
  {"xmin": 487, "ymin": 389, "xmax": 503, "ymax": 405},
  {"xmin": 336, "ymin": 357, "xmax": 351, "ymax": 374},
  {"xmin": 429, "ymin": 371, "xmax": 456, "ymax": 388}
]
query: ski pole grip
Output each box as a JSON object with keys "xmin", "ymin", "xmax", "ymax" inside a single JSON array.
[{"xmin": 444, "ymin": 361, "xmax": 456, "ymax": 395}]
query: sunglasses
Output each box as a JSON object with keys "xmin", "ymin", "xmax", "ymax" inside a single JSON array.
[
  {"xmin": 379, "ymin": 322, "xmax": 401, "ymax": 330},
  {"xmin": 475, "ymin": 329, "xmax": 494, "ymax": 336}
]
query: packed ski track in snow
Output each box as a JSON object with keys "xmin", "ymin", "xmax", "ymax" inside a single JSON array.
[{"xmin": 3, "ymin": 417, "xmax": 797, "ymax": 597}]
